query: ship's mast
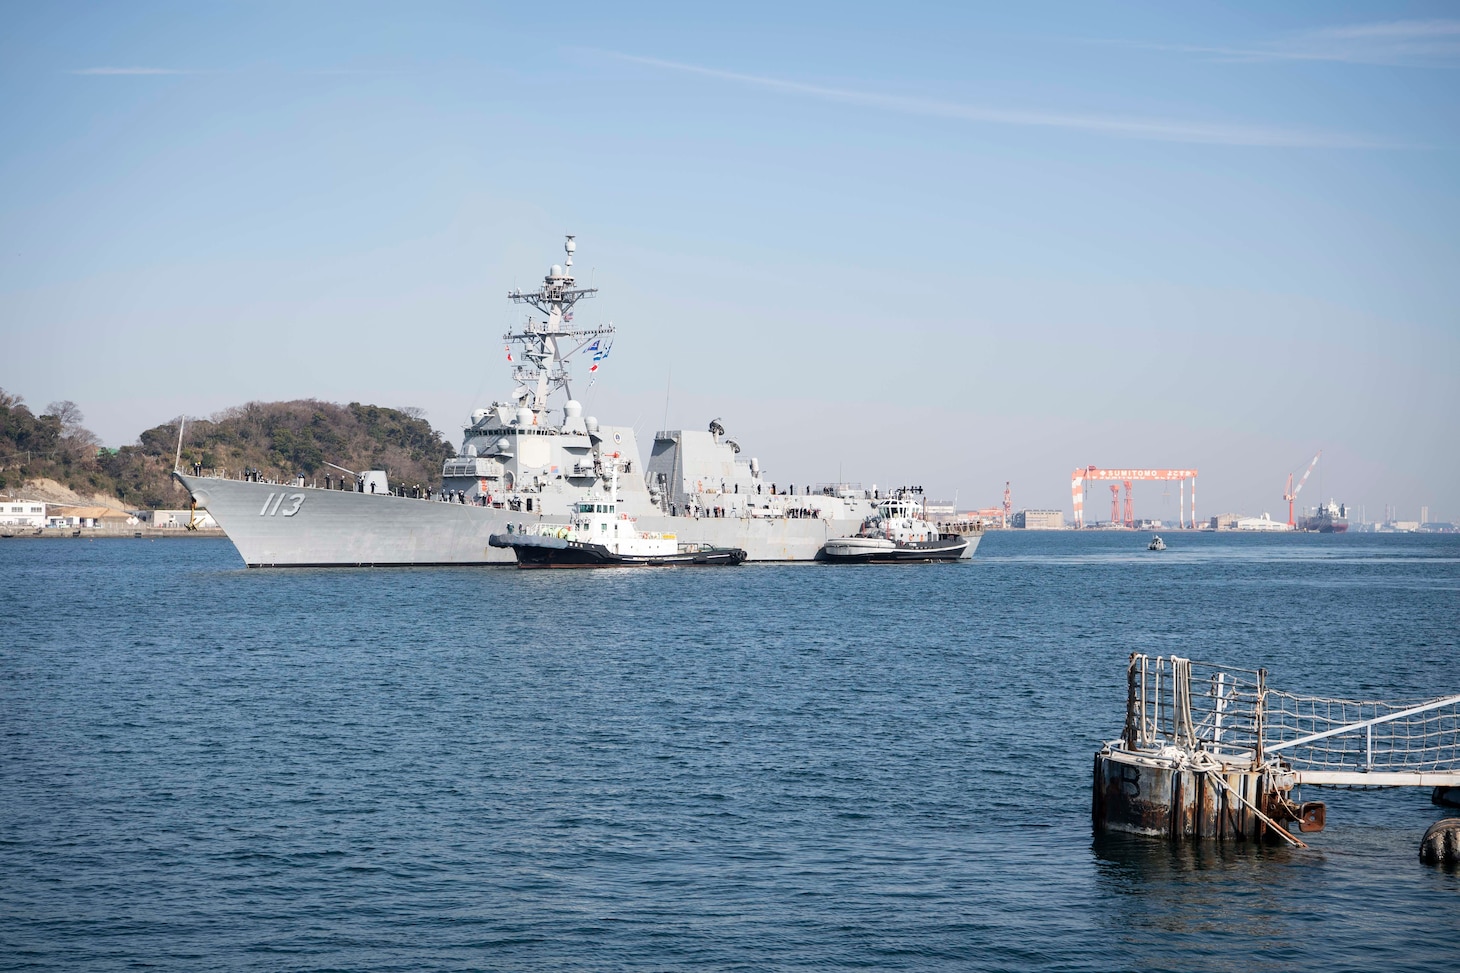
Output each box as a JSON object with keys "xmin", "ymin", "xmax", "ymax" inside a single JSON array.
[{"xmin": 505, "ymin": 235, "xmax": 614, "ymax": 410}]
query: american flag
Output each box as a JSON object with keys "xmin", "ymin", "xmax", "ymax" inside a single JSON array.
[{"xmin": 563, "ymin": 311, "xmax": 574, "ymax": 323}]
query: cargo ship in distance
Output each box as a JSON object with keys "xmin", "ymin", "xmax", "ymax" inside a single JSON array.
[
  {"xmin": 1301, "ymin": 499, "xmax": 1349, "ymax": 533},
  {"xmin": 175, "ymin": 236, "xmax": 982, "ymax": 566}
]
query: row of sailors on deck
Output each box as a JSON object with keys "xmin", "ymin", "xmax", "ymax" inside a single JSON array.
[{"xmin": 669, "ymin": 502, "xmax": 821, "ymax": 520}]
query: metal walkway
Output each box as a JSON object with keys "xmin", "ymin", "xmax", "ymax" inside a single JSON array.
[{"xmin": 1123, "ymin": 653, "xmax": 1460, "ymax": 788}]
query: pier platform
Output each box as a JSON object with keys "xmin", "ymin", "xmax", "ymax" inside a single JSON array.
[{"xmin": 1094, "ymin": 654, "xmax": 1460, "ymax": 847}]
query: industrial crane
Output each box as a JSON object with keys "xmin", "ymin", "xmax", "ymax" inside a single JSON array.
[
  {"xmin": 1285, "ymin": 451, "xmax": 1321, "ymax": 528},
  {"xmin": 1070, "ymin": 468, "xmax": 1198, "ymax": 529}
]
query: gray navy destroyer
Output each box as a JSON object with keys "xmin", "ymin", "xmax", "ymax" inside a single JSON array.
[{"xmin": 174, "ymin": 236, "xmax": 982, "ymax": 566}]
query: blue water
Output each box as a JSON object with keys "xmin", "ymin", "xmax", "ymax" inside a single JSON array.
[{"xmin": 2, "ymin": 531, "xmax": 1457, "ymax": 971}]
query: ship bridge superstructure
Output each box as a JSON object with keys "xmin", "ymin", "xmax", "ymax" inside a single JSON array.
[{"xmin": 441, "ymin": 236, "xmax": 642, "ymax": 509}]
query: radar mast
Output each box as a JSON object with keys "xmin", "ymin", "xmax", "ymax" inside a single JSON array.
[{"xmin": 505, "ymin": 235, "xmax": 614, "ymax": 410}]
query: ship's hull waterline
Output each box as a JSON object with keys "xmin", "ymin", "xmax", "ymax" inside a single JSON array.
[
  {"xmin": 822, "ymin": 536, "xmax": 969, "ymax": 563},
  {"xmin": 488, "ymin": 533, "xmax": 748, "ymax": 568},
  {"xmin": 178, "ymin": 474, "xmax": 979, "ymax": 567}
]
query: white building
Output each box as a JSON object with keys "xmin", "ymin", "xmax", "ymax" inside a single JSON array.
[
  {"xmin": 151, "ymin": 509, "xmax": 219, "ymax": 529},
  {"xmin": 1235, "ymin": 512, "xmax": 1291, "ymax": 532},
  {"xmin": 0, "ymin": 498, "xmax": 46, "ymax": 528}
]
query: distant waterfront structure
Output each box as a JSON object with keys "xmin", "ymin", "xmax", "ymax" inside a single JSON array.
[
  {"xmin": 47, "ymin": 505, "xmax": 134, "ymax": 529},
  {"xmin": 1208, "ymin": 512, "xmax": 1242, "ymax": 530},
  {"xmin": 924, "ymin": 499, "xmax": 957, "ymax": 518},
  {"xmin": 1235, "ymin": 513, "xmax": 1291, "ymax": 531},
  {"xmin": 1070, "ymin": 467, "xmax": 1197, "ymax": 529},
  {"xmin": 151, "ymin": 508, "xmax": 219, "ymax": 529},
  {"xmin": 0, "ymin": 497, "xmax": 46, "ymax": 528},
  {"xmin": 1013, "ymin": 509, "xmax": 1064, "ymax": 530}
]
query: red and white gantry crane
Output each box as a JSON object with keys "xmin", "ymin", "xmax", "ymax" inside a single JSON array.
[{"xmin": 1285, "ymin": 451, "xmax": 1321, "ymax": 528}]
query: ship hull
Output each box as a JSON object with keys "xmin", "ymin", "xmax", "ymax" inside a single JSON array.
[
  {"xmin": 822, "ymin": 535, "xmax": 969, "ymax": 563},
  {"xmin": 489, "ymin": 533, "xmax": 746, "ymax": 568},
  {"xmin": 177, "ymin": 474, "xmax": 982, "ymax": 566}
]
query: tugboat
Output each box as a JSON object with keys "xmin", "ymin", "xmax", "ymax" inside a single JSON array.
[
  {"xmin": 822, "ymin": 490, "xmax": 968, "ymax": 563},
  {"xmin": 489, "ymin": 468, "xmax": 746, "ymax": 568},
  {"xmin": 1148, "ymin": 534, "xmax": 1166, "ymax": 551}
]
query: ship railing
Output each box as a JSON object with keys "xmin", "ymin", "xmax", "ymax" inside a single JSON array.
[{"xmin": 1122, "ymin": 654, "xmax": 1265, "ymax": 761}]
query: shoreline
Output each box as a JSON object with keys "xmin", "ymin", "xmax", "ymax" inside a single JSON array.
[{"xmin": 0, "ymin": 527, "xmax": 228, "ymax": 540}]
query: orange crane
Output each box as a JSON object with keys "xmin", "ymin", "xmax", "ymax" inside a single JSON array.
[{"xmin": 1285, "ymin": 451, "xmax": 1321, "ymax": 528}]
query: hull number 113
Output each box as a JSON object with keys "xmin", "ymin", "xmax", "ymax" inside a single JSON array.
[{"xmin": 259, "ymin": 493, "xmax": 306, "ymax": 517}]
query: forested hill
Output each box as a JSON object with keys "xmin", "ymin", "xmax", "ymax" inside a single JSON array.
[{"xmin": 0, "ymin": 390, "xmax": 455, "ymax": 509}]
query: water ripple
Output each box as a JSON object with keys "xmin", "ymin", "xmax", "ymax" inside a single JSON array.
[{"xmin": 1, "ymin": 532, "xmax": 1457, "ymax": 971}]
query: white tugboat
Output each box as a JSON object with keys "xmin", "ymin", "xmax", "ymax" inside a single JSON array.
[
  {"xmin": 822, "ymin": 490, "xmax": 968, "ymax": 563},
  {"xmin": 489, "ymin": 468, "xmax": 746, "ymax": 568},
  {"xmin": 1148, "ymin": 534, "xmax": 1166, "ymax": 551}
]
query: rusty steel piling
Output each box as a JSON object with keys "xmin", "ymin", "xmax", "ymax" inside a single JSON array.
[{"xmin": 1093, "ymin": 653, "xmax": 1459, "ymax": 848}]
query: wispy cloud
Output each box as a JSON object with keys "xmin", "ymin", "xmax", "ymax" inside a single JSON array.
[
  {"xmin": 607, "ymin": 52, "xmax": 1398, "ymax": 149},
  {"xmin": 70, "ymin": 67, "xmax": 195, "ymax": 76},
  {"xmin": 1100, "ymin": 19, "xmax": 1460, "ymax": 67},
  {"xmin": 1286, "ymin": 18, "xmax": 1460, "ymax": 63},
  {"xmin": 70, "ymin": 66, "xmax": 401, "ymax": 78},
  {"xmin": 299, "ymin": 68, "xmax": 404, "ymax": 76}
]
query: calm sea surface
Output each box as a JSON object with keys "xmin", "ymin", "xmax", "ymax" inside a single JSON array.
[{"xmin": 2, "ymin": 531, "xmax": 1457, "ymax": 971}]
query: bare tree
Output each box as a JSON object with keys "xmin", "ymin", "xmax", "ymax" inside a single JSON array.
[
  {"xmin": 46, "ymin": 400, "xmax": 100, "ymax": 455},
  {"xmin": 46, "ymin": 400, "xmax": 85, "ymax": 435}
]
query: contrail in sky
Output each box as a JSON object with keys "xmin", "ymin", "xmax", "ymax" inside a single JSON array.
[
  {"xmin": 69, "ymin": 67, "xmax": 194, "ymax": 75},
  {"xmin": 1081, "ymin": 18, "xmax": 1460, "ymax": 67},
  {"xmin": 605, "ymin": 51, "xmax": 1403, "ymax": 149}
]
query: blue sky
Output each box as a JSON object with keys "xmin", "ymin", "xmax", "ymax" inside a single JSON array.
[{"xmin": 2, "ymin": 2, "xmax": 1456, "ymax": 521}]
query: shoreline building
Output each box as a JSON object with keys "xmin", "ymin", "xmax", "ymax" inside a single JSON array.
[
  {"xmin": 0, "ymin": 497, "xmax": 46, "ymax": 529},
  {"xmin": 1235, "ymin": 512, "xmax": 1291, "ymax": 532}
]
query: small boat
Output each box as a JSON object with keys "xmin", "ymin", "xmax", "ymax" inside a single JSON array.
[
  {"xmin": 1148, "ymin": 535, "xmax": 1166, "ymax": 551},
  {"xmin": 488, "ymin": 469, "xmax": 745, "ymax": 568},
  {"xmin": 822, "ymin": 491, "xmax": 968, "ymax": 563}
]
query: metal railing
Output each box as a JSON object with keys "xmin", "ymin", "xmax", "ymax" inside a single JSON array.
[
  {"xmin": 1265, "ymin": 691, "xmax": 1460, "ymax": 774},
  {"xmin": 1122, "ymin": 653, "xmax": 1460, "ymax": 779},
  {"xmin": 1122, "ymin": 654, "xmax": 1265, "ymax": 760}
]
